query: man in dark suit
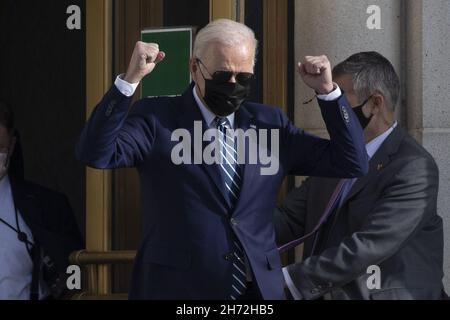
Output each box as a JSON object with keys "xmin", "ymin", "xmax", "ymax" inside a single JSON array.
[
  {"xmin": 76, "ymin": 19, "xmax": 368, "ymax": 300},
  {"xmin": 275, "ymin": 52, "xmax": 446, "ymax": 300},
  {"xmin": 0, "ymin": 101, "xmax": 84, "ymax": 300}
]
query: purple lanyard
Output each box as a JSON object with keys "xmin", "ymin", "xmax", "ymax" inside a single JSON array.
[{"xmin": 278, "ymin": 179, "xmax": 347, "ymax": 253}]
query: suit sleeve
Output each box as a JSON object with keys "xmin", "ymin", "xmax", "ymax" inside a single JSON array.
[
  {"xmin": 274, "ymin": 178, "xmax": 311, "ymax": 246},
  {"xmin": 282, "ymin": 94, "xmax": 369, "ymax": 178},
  {"xmin": 76, "ymin": 85, "xmax": 156, "ymax": 169},
  {"xmin": 285, "ymin": 156, "xmax": 439, "ymax": 300}
]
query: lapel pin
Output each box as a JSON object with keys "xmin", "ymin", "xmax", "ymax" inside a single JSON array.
[{"xmin": 377, "ymin": 163, "xmax": 384, "ymax": 171}]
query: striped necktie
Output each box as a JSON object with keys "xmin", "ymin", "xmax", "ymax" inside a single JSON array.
[{"xmin": 216, "ymin": 117, "xmax": 248, "ymax": 300}]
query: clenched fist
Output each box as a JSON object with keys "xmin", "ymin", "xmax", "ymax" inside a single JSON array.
[
  {"xmin": 124, "ymin": 41, "xmax": 166, "ymax": 84},
  {"xmin": 298, "ymin": 55, "xmax": 334, "ymax": 95}
]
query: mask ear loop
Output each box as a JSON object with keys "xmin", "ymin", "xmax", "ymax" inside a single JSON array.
[
  {"xmin": 194, "ymin": 58, "xmax": 208, "ymax": 98},
  {"xmin": 354, "ymin": 95, "xmax": 374, "ymax": 110}
]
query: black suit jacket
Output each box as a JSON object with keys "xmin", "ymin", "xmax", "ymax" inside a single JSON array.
[
  {"xmin": 9, "ymin": 175, "xmax": 84, "ymax": 298},
  {"xmin": 275, "ymin": 126, "xmax": 445, "ymax": 300}
]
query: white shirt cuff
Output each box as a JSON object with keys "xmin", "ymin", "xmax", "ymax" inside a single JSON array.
[
  {"xmin": 114, "ymin": 74, "xmax": 139, "ymax": 97},
  {"xmin": 282, "ymin": 267, "xmax": 303, "ymax": 300},
  {"xmin": 316, "ymin": 83, "xmax": 342, "ymax": 101}
]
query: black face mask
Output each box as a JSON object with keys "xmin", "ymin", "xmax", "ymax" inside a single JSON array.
[
  {"xmin": 196, "ymin": 59, "xmax": 252, "ymax": 117},
  {"xmin": 353, "ymin": 96, "xmax": 374, "ymax": 129},
  {"xmin": 202, "ymin": 80, "xmax": 250, "ymax": 117}
]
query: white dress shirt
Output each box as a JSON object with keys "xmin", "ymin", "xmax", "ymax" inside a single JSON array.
[
  {"xmin": 283, "ymin": 122, "xmax": 399, "ymax": 300},
  {"xmin": 0, "ymin": 175, "xmax": 48, "ymax": 300}
]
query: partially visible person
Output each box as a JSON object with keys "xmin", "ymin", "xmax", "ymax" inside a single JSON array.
[
  {"xmin": 0, "ymin": 101, "xmax": 84, "ymax": 300},
  {"xmin": 275, "ymin": 52, "xmax": 446, "ymax": 300}
]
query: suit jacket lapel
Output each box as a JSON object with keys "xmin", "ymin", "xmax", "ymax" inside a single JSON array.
[
  {"xmin": 342, "ymin": 153, "xmax": 390, "ymax": 204},
  {"xmin": 341, "ymin": 126, "xmax": 407, "ymax": 205},
  {"xmin": 232, "ymin": 105, "xmax": 257, "ymax": 213},
  {"xmin": 9, "ymin": 176, "xmax": 44, "ymax": 234}
]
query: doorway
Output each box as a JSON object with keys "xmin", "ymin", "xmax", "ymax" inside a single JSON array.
[{"xmin": 83, "ymin": 0, "xmax": 293, "ymax": 297}]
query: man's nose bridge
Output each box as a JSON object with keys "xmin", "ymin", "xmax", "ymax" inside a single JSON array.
[{"xmin": 229, "ymin": 74, "xmax": 237, "ymax": 83}]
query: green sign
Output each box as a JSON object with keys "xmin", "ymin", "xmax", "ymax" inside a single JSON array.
[{"xmin": 141, "ymin": 27, "xmax": 193, "ymax": 98}]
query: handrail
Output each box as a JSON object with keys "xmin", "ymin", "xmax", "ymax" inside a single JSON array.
[
  {"xmin": 70, "ymin": 250, "xmax": 137, "ymax": 266},
  {"xmin": 68, "ymin": 250, "xmax": 137, "ymax": 300}
]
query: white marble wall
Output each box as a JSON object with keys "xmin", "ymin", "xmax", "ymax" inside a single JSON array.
[{"xmin": 294, "ymin": 0, "xmax": 450, "ymax": 291}]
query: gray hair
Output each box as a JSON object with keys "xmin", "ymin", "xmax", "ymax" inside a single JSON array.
[
  {"xmin": 193, "ymin": 19, "xmax": 258, "ymax": 64},
  {"xmin": 333, "ymin": 52, "xmax": 400, "ymax": 110}
]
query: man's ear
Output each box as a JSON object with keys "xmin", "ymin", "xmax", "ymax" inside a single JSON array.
[
  {"xmin": 371, "ymin": 92, "xmax": 385, "ymax": 115},
  {"xmin": 190, "ymin": 58, "xmax": 198, "ymax": 75}
]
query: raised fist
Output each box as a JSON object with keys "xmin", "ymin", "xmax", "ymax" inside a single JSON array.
[
  {"xmin": 124, "ymin": 41, "xmax": 166, "ymax": 84},
  {"xmin": 298, "ymin": 55, "xmax": 334, "ymax": 95}
]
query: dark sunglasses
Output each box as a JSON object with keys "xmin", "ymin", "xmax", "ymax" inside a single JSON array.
[{"xmin": 196, "ymin": 58, "xmax": 254, "ymax": 86}]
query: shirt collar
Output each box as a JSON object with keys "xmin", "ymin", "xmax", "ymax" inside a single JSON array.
[
  {"xmin": 366, "ymin": 122, "xmax": 398, "ymax": 159},
  {"xmin": 192, "ymin": 87, "xmax": 235, "ymax": 128},
  {"xmin": 0, "ymin": 174, "xmax": 11, "ymax": 204}
]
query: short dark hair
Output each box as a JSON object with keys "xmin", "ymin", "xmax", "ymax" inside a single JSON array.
[
  {"xmin": 333, "ymin": 52, "xmax": 400, "ymax": 110},
  {"xmin": 0, "ymin": 101, "xmax": 15, "ymax": 133}
]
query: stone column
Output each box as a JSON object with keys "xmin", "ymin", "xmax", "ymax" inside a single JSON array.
[{"xmin": 406, "ymin": 0, "xmax": 450, "ymax": 292}]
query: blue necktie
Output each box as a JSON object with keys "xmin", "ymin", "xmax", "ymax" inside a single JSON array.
[{"xmin": 216, "ymin": 117, "xmax": 247, "ymax": 300}]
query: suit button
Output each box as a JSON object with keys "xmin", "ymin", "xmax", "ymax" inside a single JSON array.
[
  {"xmin": 230, "ymin": 218, "xmax": 238, "ymax": 226},
  {"xmin": 341, "ymin": 106, "xmax": 350, "ymax": 123},
  {"xmin": 224, "ymin": 253, "xmax": 234, "ymax": 261}
]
